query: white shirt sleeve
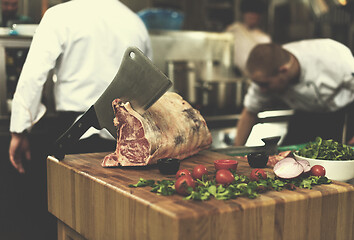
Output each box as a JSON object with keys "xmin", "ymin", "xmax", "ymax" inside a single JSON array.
[
  {"xmin": 10, "ymin": 9, "xmax": 64, "ymax": 133},
  {"xmin": 282, "ymin": 39, "xmax": 354, "ymax": 111}
]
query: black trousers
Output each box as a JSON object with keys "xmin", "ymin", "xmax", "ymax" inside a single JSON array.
[
  {"xmin": 281, "ymin": 102, "xmax": 354, "ymax": 146},
  {"xmin": 2, "ymin": 112, "xmax": 116, "ymax": 240},
  {"xmin": 46, "ymin": 111, "xmax": 117, "ymax": 155}
]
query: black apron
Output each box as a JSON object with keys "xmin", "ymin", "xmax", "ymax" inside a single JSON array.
[{"xmin": 281, "ymin": 101, "xmax": 354, "ymax": 145}]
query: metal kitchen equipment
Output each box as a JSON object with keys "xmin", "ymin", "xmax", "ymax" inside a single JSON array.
[
  {"xmin": 52, "ymin": 47, "xmax": 172, "ymax": 160},
  {"xmin": 150, "ymin": 31, "xmax": 247, "ymax": 116},
  {"xmin": 195, "ymin": 78, "xmax": 247, "ymax": 115},
  {"xmin": 167, "ymin": 60, "xmax": 198, "ymax": 105},
  {"xmin": 211, "ymin": 136, "xmax": 281, "ymax": 156},
  {"xmin": 167, "ymin": 59, "xmax": 247, "ymax": 115},
  {"xmin": 195, "ymin": 59, "xmax": 248, "ymax": 115},
  {"xmin": 149, "ymin": 30, "xmax": 234, "ymax": 78}
]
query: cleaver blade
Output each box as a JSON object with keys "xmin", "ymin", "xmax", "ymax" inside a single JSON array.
[
  {"xmin": 52, "ymin": 47, "xmax": 172, "ymax": 160},
  {"xmin": 94, "ymin": 47, "xmax": 172, "ymax": 138}
]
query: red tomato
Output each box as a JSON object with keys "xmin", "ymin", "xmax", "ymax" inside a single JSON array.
[
  {"xmin": 310, "ymin": 165, "xmax": 326, "ymax": 177},
  {"xmin": 175, "ymin": 175, "xmax": 195, "ymax": 196},
  {"xmin": 176, "ymin": 169, "xmax": 192, "ymax": 179},
  {"xmin": 250, "ymin": 169, "xmax": 267, "ymax": 181},
  {"xmin": 215, "ymin": 169, "xmax": 235, "ymax": 185},
  {"xmin": 192, "ymin": 164, "xmax": 208, "ymax": 180}
]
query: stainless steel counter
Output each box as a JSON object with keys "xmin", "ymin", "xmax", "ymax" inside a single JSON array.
[{"xmin": 206, "ymin": 109, "xmax": 293, "ymax": 149}]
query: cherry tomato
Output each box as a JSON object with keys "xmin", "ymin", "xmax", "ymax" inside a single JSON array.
[
  {"xmin": 174, "ymin": 175, "xmax": 195, "ymax": 196},
  {"xmin": 192, "ymin": 164, "xmax": 208, "ymax": 180},
  {"xmin": 215, "ymin": 169, "xmax": 235, "ymax": 185},
  {"xmin": 250, "ymin": 169, "xmax": 267, "ymax": 181},
  {"xmin": 310, "ymin": 165, "xmax": 326, "ymax": 177},
  {"xmin": 176, "ymin": 169, "xmax": 192, "ymax": 179}
]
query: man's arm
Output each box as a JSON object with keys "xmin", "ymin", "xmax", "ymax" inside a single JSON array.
[
  {"xmin": 9, "ymin": 11, "xmax": 62, "ymax": 173},
  {"xmin": 348, "ymin": 136, "xmax": 354, "ymax": 145},
  {"xmin": 234, "ymin": 108, "xmax": 258, "ymax": 146}
]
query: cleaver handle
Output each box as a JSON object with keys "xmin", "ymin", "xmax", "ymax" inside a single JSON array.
[{"xmin": 51, "ymin": 105, "xmax": 100, "ymax": 160}]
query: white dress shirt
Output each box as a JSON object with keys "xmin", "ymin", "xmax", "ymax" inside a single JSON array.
[
  {"xmin": 244, "ymin": 39, "xmax": 354, "ymax": 114},
  {"xmin": 10, "ymin": 0, "xmax": 152, "ymax": 139}
]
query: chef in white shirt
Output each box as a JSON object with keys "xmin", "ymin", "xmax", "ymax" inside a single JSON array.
[
  {"xmin": 225, "ymin": 0, "xmax": 271, "ymax": 76},
  {"xmin": 234, "ymin": 39, "xmax": 354, "ymax": 146},
  {"xmin": 9, "ymin": 0, "xmax": 152, "ymax": 174}
]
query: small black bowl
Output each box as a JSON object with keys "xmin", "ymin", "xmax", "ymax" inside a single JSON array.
[
  {"xmin": 157, "ymin": 158, "xmax": 180, "ymax": 175},
  {"xmin": 247, "ymin": 152, "xmax": 269, "ymax": 168}
]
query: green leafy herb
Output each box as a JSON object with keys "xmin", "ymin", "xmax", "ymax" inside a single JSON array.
[
  {"xmin": 298, "ymin": 137, "xmax": 354, "ymax": 160},
  {"xmin": 129, "ymin": 173, "xmax": 332, "ymax": 201},
  {"xmin": 150, "ymin": 180, "xmax": 175, "ymax": 196},
  {"xmin": 129, "ymin": 178, "xmax": 155, "ymax": 188},
  {"xmin": 185, "ymin": 189, "xmax": 211, "ymax": 201}
]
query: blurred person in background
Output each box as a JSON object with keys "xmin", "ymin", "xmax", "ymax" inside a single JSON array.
[
  {"xmin": 225, "ymin": 0, "xmax": 271, "ymax": 76},
  {"xmin": 234, "ymin": 39, "xmax": 354, "ymax": 147},
  {"xmin": 7, "ymin": 0, "xmax": 151, "ymax": 238},
  {"xmin": 1, "ymin": 0, "xmax": 32, "ymax": 27}
]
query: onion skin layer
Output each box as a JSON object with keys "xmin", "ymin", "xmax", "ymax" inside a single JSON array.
[
  {"xmin": 273, "ymin": 157, "xmax": 304, "ymax": 179},
  {"xmin": 297, "ymin": 159, "xmax": 311, "ymax": 177}
]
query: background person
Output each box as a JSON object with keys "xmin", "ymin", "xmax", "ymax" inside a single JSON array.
[
  {"xmin": 234, "ymin": 39, "xmax": 354, "ymax": 147},
  {"xmin": 225, "ymin": 0, "xmax": 271, "ymax": 76},
  {"xmin": 9, "ymin": 0, "xmax": 152, "ymax": 174},
  {"xmin": 7, "ymin": 0, "xmax": 152, "ymax": 238}
]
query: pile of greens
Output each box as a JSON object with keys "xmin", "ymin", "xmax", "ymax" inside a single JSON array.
[
  {"xmin": 129, "ymin": 174, "xmax": 331, "ymax": 201},
  {"xmin": 298, "ymin": 137, "xmax": 354, "ymax": 161}
]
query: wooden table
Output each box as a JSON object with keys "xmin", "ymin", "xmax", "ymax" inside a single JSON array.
[{"xmin": 47, "ymin": 151, "xmax": 354, "ymax": 240}]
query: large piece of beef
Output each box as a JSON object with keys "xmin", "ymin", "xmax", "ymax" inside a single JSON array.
[{"xmin": 101, "ymin": 92, "xmax": 212, "ymax": 167}]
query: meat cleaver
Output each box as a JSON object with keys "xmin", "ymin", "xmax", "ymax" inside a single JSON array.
[{"xmin": 52, "ymin": 47, "xmax": 172, "ymax": 160}]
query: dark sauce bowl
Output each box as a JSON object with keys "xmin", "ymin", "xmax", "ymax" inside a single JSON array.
[
  {"xmin": 247, "ymin": 152, "xmax": 269, "ymax": 168},
  {"xmin": 157, "ymin": 158, "xmax": 180, "ymax": 175}
]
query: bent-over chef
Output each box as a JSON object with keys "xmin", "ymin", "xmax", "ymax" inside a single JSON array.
[{"xmin": 234, "ymin": 39, "xmax": 354, "ymax": 146}]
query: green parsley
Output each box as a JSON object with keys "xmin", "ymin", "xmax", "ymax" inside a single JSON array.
[
  {"xmin": 128, "ymin": 174, "xmax": 331, "ymax": 201},
  {"xmin": 129, "ymin": 178, "xmax": 155, "ymax": 188}
]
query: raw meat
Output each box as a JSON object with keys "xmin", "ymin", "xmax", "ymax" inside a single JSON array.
[
  {"xmin": 102, "ymin": 92, "xmax": 212, "ymax": 167},
  {"xmin": 267, "ymin": 151, "xmax": 292, "ymax": 167}
]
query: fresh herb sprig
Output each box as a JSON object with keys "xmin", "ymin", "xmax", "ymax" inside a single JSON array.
[
  {"xmin": 129, "ymin": 178, "xmax": 156, "ymax": 188},
  {"xmin": 129, "ymin": 178, "xmax": 176, "ymax": 196},
  {"xmin": 129, "ymin": 173, "xmax": 331, "ymax": 201},
  {"xmin": 151, "ymin": 180, "xmax": 175, "ymax": 196}
]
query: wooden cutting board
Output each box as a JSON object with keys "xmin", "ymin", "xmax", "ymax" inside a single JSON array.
[{"xmin": 47, "ymin": 150, "xmax": 354, "ymax": 240}]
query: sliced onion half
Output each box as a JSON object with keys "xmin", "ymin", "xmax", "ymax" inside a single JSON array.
[
  {"xmin": 273, "ymin": 157, "xmax": 304, "ymax": 179},
  {"xmin": 297, "ymin": 159, "xmax": 311, "ymax": 174}
]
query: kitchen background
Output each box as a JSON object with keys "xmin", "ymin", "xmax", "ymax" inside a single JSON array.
[
  {"xmin": 17, "ymin": 0, "xmax": 354, "ymax": 47},
  {"xmin": 0, "ymin": 0, "xmax": 353, "ymax": 239},
  {"xmin": 2, "ymin": 0, "xmax": 353, "ymax": 148}
]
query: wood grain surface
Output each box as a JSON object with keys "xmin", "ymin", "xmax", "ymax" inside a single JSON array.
[{"xmin": 47, "ymin": 150, "xmax": 354, "ymax": 240}]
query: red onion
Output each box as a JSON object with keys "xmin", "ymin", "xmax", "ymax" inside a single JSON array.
[
  {"xmin": 297, "ymin": 159, "xmax": 311, "ymax": 174},
  {"xmin": 273, "ymin": 157, "xmax": 304, "ymax": 179}
]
